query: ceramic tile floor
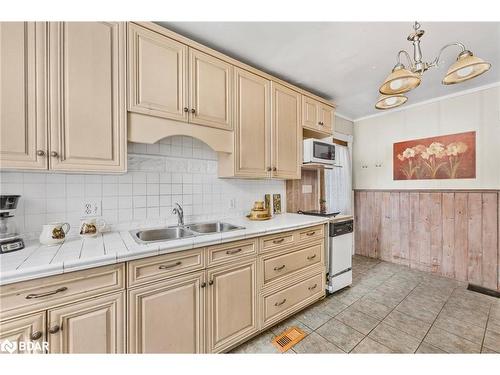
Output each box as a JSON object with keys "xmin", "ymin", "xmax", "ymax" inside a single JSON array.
[{"xmin": 231, "ymin": 255, "xmax": 500, "ymax": 354}]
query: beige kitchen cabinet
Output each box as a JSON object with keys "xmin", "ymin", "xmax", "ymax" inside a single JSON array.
[
  {"xmin": 128, "ymin": 22, "xmax": 188, "ymax": 121},
  {"xmin": 0, "ymin": 22, "xmax": 127, "ymax": 173},
  {"xmin": 128, "ymin": 23, "xmax": 232, "ymax": 131},
  {"xmin": 0, "ymin": 312, "xmax": 46, "ymax": 354},
  {"xmin": 302, "ymin": 94, "xmax": 334, "ymax": 135},
  {"xmin": 206, "ymin": 258, "xmax": 258, "ymax": 353},
  {"xmin": 272, "ymin": 82, "xmax": 302, "ymax": 179},
  {"xmin": 0, "ymin": 22, "xmax": 47, "ymax": 170},
  {"xmin": 128, "ymin": 271, "xmax": 206, "ymax": 353},
  {"xmin": 47, "ymin": 292, "xmax": 125, "ymax": 354},
  {"xmin": 48, "ymin": 22, "xmax": 127, "ymax": 172},
  {"xmin": 219, "ymin": 68, "xmax": 271, "ymax": 178}
]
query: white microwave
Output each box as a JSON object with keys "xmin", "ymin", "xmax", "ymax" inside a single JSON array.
[{"xmin": 303, "ymin": 139, "xmax": 335, "ymax": 165}]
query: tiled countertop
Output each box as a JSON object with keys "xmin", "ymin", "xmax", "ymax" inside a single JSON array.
[{"xmin": 0, "ymin": 213, "xmax": 329, "ymax": 286}]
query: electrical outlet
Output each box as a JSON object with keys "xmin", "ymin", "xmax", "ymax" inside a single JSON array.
[{"xmin": 81, "ymin": 200, "xmax": 101, "ymax": 217}]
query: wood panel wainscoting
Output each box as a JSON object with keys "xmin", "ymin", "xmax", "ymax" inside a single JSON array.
[{"xmin": 354, "ymin": 190, "xmax": 500, "ymax": 291}]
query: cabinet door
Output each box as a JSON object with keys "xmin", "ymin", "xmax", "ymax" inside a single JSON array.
[
  {"xmin": 128, "ymin": 271, "xmax": 205, "ymax": 353},
  {"xmin": 301, "ymin": 95, "xmax": 319, "ymax": 131},
  {"xmin": 0, "ymin": 22, "xmax": 47, "ymax": 170},
  {"xmin": 189, "ymin": 49, "xmax": 233, "ymax": 130},
  {"xmin": 207, "ymin": 258, "xmax": 258, "ymax": 353},
  {"xmin": 48, "ymin": 22, "xmax": 126, "ymax": 172},
  {"xmin": 319, "ymin": 103, "xmax": 334, "ymax": 134},
  {"xmin": 0, "ymin": 312, "xmax": 46, "ymax": 354},
  {"xmin": 233, "ymin": 68, "xmax": 271, "ymax": 178},
  {"xmin": 271, "ymin": 82, "xmax": 301, "ymax": 179},
  {"xmin": 128, "ymin": 23, "xmax": 188, "ymax": 122},
  {"xmin": 47, "ymin": 292, "xmax": 125, "ymax": 353}
]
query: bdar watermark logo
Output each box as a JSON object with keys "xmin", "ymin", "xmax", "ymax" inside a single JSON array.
[{"xmin": 1, "ymin": 339, "xmax": 49, "ymax": 353}]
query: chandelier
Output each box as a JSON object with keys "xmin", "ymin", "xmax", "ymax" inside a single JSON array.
[{"xmin": 376, "ymin": 21, "xmax": 491, "ymax": 110}]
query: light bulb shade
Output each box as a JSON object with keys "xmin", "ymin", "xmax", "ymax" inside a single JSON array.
[
  {"xmin": 379, "ymin": 65, "xmax": 421, "ymax": 95},
  {"xmin": 375, "ymin": 94, "xmax": 408, "ymax": 110},
  {"xmin": 442, "ymin": 51, "xmax": 491, "ymax": 85}
]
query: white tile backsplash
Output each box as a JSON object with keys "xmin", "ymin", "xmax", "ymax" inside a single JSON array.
[{"xmin": 0, "ymin": 136, "xmax": 285, "ymax": 239}]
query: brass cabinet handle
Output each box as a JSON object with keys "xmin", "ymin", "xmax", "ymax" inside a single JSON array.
[
  {"xmin": 307, "ymin": 254, "xmax": 317, "ymax": 261},
  {"xmin": 48, "ymin": 325, "xmax": 60, "ymax": 334},
  {"xmin": 30, "ymin": 331, "xmax": 43, "ymax": 341},
  {"xmin": 36, "ymin": 150, "xmax": 46, "ymax": 157},
  {"xmin": 266, "ymin": 167, "xmax": 272, "ymax": 172},
  {"xmin": 183, "ymin": 107, "xmax": 189, "ymax": 112},
  {"xmin": 308, "ymin": 284, "xmax": 318, "ymax": 291},
  {"xmin": 158, "ymin": 261, "xmax": 182, "ymax": 270},
  {"xmin": 274, "ymin": 264, "xmax": 286, "ymax": 271},
  {"xmin": 25, "ymin": 287, "xmax": 67, "ymax": 299},
  {"xmin": 190, "ymin": 108, "xmax": 196, "ymax": 114},
  {"xmin": 201, "ymin": 282, "xmax": 207, "ymax": 288},
  {"xmin": 306, "ymin": 231, "xmax": 316, "ymax": 236},
  {"xmin": 272, "ymin": 238, "xmax": 285, "ymax": 244},
  {"xmin": 50, "ymin": 151, "xmax": 59, "ymax": 158},
  {"xmin": 208, "ymin": 280, "xmax": 214, "ymax": 286},
  {"xmin": 272, "ymin": 167, "xmax": 277, "ymax": 171},
  {"xmin": 275, "ymin": 298, "xmax": 287, "ymax": 307},
  {"xmin": 226, "ymin": 248, "xmax": 242, "ymax": 255}
]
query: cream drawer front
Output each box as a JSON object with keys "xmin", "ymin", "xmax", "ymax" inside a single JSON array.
[
  {"xmin": 297, "ymin": 225, "xmax": 324, "ymax": 243},
  {"xmin": 259, "ymin": 231, "xmax": 295, "ymax": 253},
  {"xmin": 0, "ymin": 264, "xmax": 124, "ymax": 319},
  {"xmin": 207, "ymin": 239, "xmax": 257, "ymax": 267},
  {"xmin": 262, "ymin": 272, "xmax": 323, "ymax": 325},
  {"xmin": 262, "ymin": 242, "xmax": 323, "ymax": 285},
  {"xmin": 127, "ymin": 248, "xmax": 205, "ymax": 287}
]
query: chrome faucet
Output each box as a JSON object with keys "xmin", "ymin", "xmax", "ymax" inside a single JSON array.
[{"xmin": 172, "ymin": 203, "xmax": 184, "ymax": 226}]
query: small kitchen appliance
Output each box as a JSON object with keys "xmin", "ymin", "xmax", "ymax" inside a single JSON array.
[
  {"xmin": 0, "ymin": 195, "xmax": 25, "ymax": 253},
  {"xmin": 328, "ymin": 220, "xmax": 353, "ymax": 293},
  {"xmin": 303, "ymin": 138, "xmax": 335, "ymax": 165}
]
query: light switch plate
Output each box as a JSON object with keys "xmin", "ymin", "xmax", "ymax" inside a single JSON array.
[
  {"xmin": 302, "ymin": 185, "xmax": 313, "ymax": 194},
  {"xmin": 81, "ymin": 200, "xmax": 101, "ymax": 217}
]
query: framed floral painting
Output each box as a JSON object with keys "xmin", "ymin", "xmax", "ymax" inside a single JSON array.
[{"xmin": 393, "ymin": 131, "xmax": 476, "ymax": 180}]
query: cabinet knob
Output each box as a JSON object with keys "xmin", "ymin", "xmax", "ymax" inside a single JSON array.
[
  {"xmin": 272, "ymin": 167, "xmax": 277, "ymax": 172},
  {"xmin": 30, "ymin": 331, "xmax": 43, "ymax": 341},
  {"xmin": 190, "ymin": 108, "xmax": 196, "ymax": 114},
  {"xmin": 50, "ymin": 151, "xmax": 59, "ymax": 158},
  {"xmin": 208, "ymin": 280, "xmax": 214, "ymax": 286},
  {"xmin": 48, "ymin": 325, "xmax": 60, "ymax": 334},
  {"xmin": 201, "ymin": 282, "xmax": 206, "ymax": 288},
  {"xmin": 183, "ymin": 107, "xmax": 189, "ymax": 112},
  {"xmin": 266, "ymin": 167, "xmax": 272, "ymax": 172},
  {"xmin": 36, "ymin": 150, "xmax": 46, "ymax": 157}
]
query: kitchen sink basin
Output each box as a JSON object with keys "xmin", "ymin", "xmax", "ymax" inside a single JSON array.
[
  {"xmin": 186, "ymin": 222, "xmax": 244, "ymax": 234},
  {"xmin": 132, "ymin": 227, "xmax": 195, "ymax": 243},
  {"xmin": 130, "ymin": 222, "xmax": 245, "ymax": 244}
]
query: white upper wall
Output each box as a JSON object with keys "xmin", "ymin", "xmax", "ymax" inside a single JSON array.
[
  {"xmin": 353, "ymin": 85, "xmax": 500, "ymax": 190},
  {"xmin": 334, "ymin": 115, "xmax": 354, "ymax": 136}
]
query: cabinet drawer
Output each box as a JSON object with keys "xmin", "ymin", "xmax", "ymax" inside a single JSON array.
[
  {"xmin": 297, "ymin": 225, "xmax": 324, "ymax": 243},
  {"xmin": 127, "ymin": 248, "xmax": 205, "ymax": 287},
  {"xmin": 262, "ymin": 241, "xmax": 323, "ymax": 285},
  {"xmin": 262, "ymin": 271, "xmax": 324, "ymax": 327},
  {"xmin": 0, "ymin": 264, "xmax": 124, "ymax": 319},
  {"xmin": 207, "ymin": 239, "xmax": 257, "ymax": 267},
  {"xmin": 259, "ymin": 231, "xmax": 295, "ymax": 253}
]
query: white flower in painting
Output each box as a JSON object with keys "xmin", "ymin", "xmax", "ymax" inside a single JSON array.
[
  {"xmin": 446, "ymin": 141, "xmax": 468, "ymax": 156},
  {"xmin": 397, "ymin": 154, "xmax": 405, "ymax": 161},
  {"xmin": 426, "ymin": 142, "xmax": 445, "ymax": 156},
  {"xmin": 421, "ymin": 151, "xmax": 430, "ymax": 159},
  {"xmin": 402, "ymin": 147, "xmax": 416, "ymax": 159}
]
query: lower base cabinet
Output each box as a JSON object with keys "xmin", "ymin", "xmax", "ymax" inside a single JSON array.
[
  {"xmin": 128, "ymin": 271, "xmax": 206, "ymax": 353},
  {"xmin": 0, "ymin": 312, "xmax": 46, "ymax": 354},
  {"xmin": 47, "ymin": 292, "xmax": 125, "ymax": 354},
  {"xmin": 207, "ymin": 258, "xmax": 258, "ymax": 353}
]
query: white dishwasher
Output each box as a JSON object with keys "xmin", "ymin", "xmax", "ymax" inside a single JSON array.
[{"xmin": 328, "ymin": 219, "xmax": 353, "ymax": 293}]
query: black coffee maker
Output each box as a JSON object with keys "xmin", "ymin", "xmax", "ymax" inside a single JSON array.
[{"xmin": 0, "ymin": 195, "xmax": 25, "ymax": 253}]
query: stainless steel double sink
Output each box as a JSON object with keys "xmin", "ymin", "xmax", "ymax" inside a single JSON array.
[{"xmin": 130, "ymin": 222, "xmax": 245, "ymax": 244}]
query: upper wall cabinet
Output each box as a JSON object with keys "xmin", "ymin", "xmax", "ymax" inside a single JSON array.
[
  {"xmin": 0, "ymin": 22, "xmax": 127, "ymax": 173},
  {"xmin": 301, "ymin": 95, "xmax": 334, "ymax": 136},
  {"xmin": 0, "ymin": 22, "xmax": 47, "ymax": 170},
  {"xmin": 48, "ymin": 22, "xmax": 127, "ymax": 172},
  {"xmin": 128, "ymin": 23, "xmax": 233, "ymax": 131}
]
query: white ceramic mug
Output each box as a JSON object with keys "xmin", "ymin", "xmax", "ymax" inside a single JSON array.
[
  {"xmin": 39, "ymin": 222, "xmax": 70, "ymax": 246},
  {"xmin": 79, "ymin": 217, "xmax": 106, "ymax": 238}
]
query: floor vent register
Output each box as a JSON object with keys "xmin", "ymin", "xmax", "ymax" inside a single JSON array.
[{"xmin": 272, "ymin": 326, "xmax": 306, "ymax": 353}]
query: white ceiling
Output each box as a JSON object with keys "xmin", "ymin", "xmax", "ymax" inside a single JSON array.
[{"xmin": 156, "ymin": 21, "xmax": 500, "ymax": 120}]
